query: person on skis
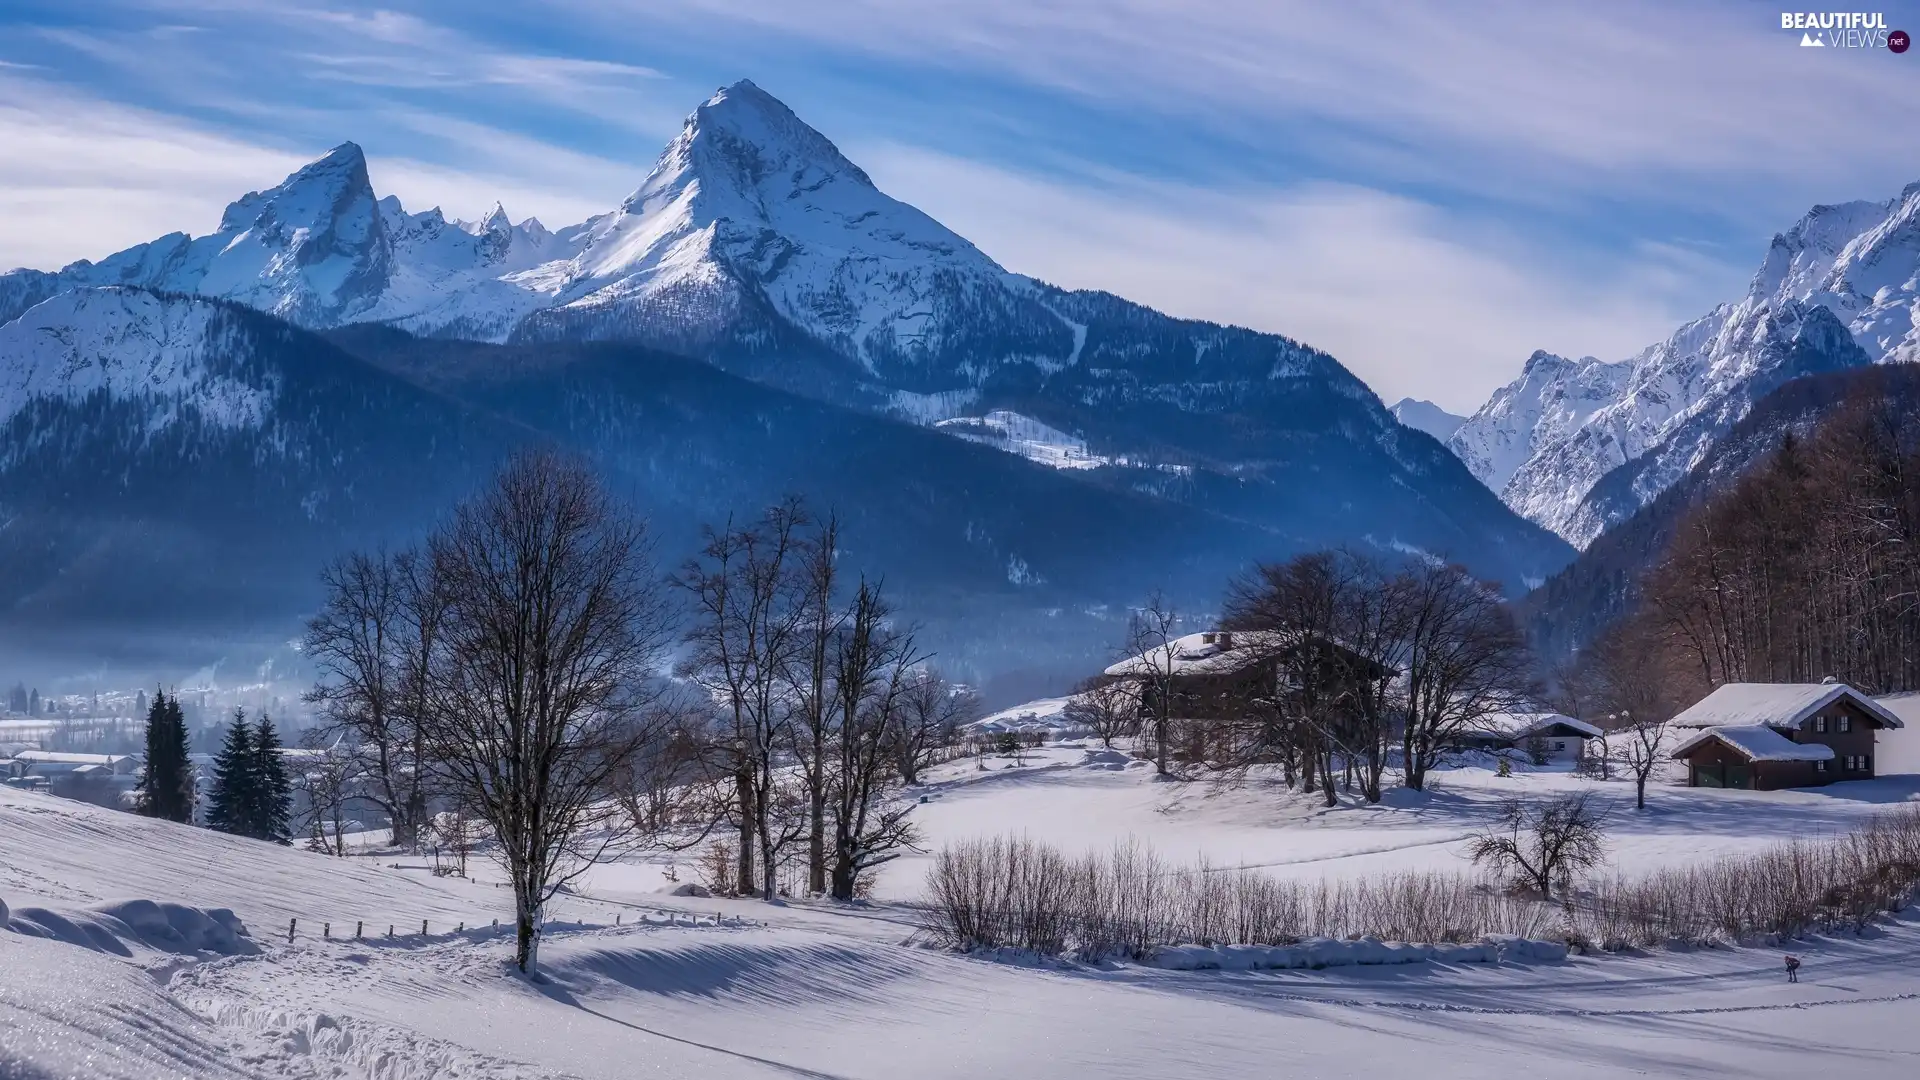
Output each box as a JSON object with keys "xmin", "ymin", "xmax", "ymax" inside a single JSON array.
[{"xmin": 1785, "ymin": 955, "xmax": 1801, "ymax": 983}]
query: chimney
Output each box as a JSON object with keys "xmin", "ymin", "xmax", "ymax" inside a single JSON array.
[{"xmin": 1217, "ymin": 632, "xmax": 1234, "ymax": 649}]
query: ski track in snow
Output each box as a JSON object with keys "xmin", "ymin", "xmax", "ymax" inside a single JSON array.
[{"xmin": 153, "ymin": 912, "xmax": 1920, "ymax": 1079}]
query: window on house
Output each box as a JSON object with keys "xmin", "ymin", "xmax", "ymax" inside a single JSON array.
[
  {"xmin": 1815, "ymin": 716, "xmax": 1828, "ymax": 733},
  {"xmin": 1814, "ymin": 760, "xmax": 1828, "ymax": 773},
  {"xmin": 1837, "ymin": 715, "xmax": 1851, "ymax": 733},
  {"xmin": 1863, "ymin": 755, "xmax": 1872, "ymax": 773}
]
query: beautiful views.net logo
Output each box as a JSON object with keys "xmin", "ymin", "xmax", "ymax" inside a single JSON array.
[{"xmin": 1781, "ymin": 11, "xmax": 1910, "ymax": 51}]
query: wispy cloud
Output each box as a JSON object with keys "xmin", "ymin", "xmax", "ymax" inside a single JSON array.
[
  {"xmin": 19, "ymin": 5, "xmax": 685, "ymax": 134},
  {"xmin": 290, "ymin": 8, "xmax": 667, "ymax": 97},
  {"xmin": 3, "ymin": 0, "xmax": 1914, "ymax": 408},
  {"xmin": 0, "ymin": 73, "xmax": 643, "ymax": 269},
  {"xmin": 0, "ymin": 76, "xmax": 304, "ymax": 269},
  {"xmin": 605, "ymin": 0, "xmax": 1919, "ymax": 214},
  {"xmin": 859, "ymin": 143, "xmax": 1735, "ymax": 413}
]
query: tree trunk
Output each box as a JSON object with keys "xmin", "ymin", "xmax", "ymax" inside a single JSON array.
[
  {"xmin": 829, "ymin": 849, "xmax": 857, "ymax": 902},
  {"xmin": 760, "ymin": 828, "xmax": 778, "ymax": 901},
  {"xmin": 807, "ymin": 779, "xmax": 827, "ymax": 895},
  {"xmin": 1404, "ymin": 735, "xmax": 1428, "ymax": 791},
  {"xmin": 735, "ymin": 771, "xmax": 756, "ymax": 897},
  {"xmin": 405, "ymin": 729, "xmax": 427, "ymax": 852},
  {"xmin": 514, "ymin": 888, "xmax": 541, "ymax": 974},
  {"xmin": 1636, "ymin": 776, "xmax": 1647, "ymax": 810}
]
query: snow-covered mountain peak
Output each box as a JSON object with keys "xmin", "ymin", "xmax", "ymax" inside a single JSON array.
[
  {"xmin": 217, "ymin": 141, "xmax": 376, "ymax": 237},
  {"xmin": 626, "ymin": 79, "xmax": 877, "ymax": 216},
  {"xmin": 1451, "ymin": 179, "xmax": 1914, "ymax": 547},
  {"xmin": 0, "ymin": 82, "xmax": 1057, "ymax": 380},
  {"xmin": 1519, "ymin": 349, "xmax": 1585, "ymax": 377},
  {"xmin": 508, "ymin": 78, "xmax": 1047, "ymax": 383},
  {"xmin": 1388, "ymin": 398, "xmax": 1466, "ymax": 442}
]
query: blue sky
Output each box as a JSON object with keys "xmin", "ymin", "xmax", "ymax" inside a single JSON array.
[{"xmin": 1, "ymin": 1, "xmax": 1916, "ymax": 411}]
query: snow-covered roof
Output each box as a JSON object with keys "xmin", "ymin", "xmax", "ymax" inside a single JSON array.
[
  {"xmin": 1465, "ymin": 712, "xmax": 1602, "ymax": 741},
  {"xmin": 1669, "ymin": 682, "xmax": 1904, "ymax": 731},
  {"xmin": 12, "ymin": 751, "xmax": 133, "ymax": 766},
  {"xmin": 1105, "ymin": 630, "xmax": 1341, "ymax": 679},
  {"xmin": 1671, "ymin": 724, "xmax": 1836, "ymax": 763}
]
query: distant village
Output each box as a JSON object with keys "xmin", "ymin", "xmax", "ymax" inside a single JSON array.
[{"xmin": 0, "ymin": 680, "xmax": 308, "ymax": 814}]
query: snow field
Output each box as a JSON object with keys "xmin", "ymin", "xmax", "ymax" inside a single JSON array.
[{"xmin": 5, "ymin": 712, "xmax": 1920, "ymax": 1077}]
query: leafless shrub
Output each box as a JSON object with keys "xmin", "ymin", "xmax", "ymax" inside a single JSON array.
[
  {"xmin": 698, "ymin": 839, "xmax": 741, "ymax": 898},
  {"xmin": 1466, "ymin": 794, "xmax": 1610, "ymax": 902},
  {"xmin": 925, "ymin": 807, "xmax": 1920, "ymax": 960},
  {"xmin": 922, "ymin": 836, "xmax": 1553, "ymax": 959},
  {"xmin": 1570, "ymin": 804, "xmax": 1920, "ymax": 949}
]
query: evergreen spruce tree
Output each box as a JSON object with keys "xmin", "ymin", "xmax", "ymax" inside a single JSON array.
[
  {"xmin": 206, "ymin": 711, "xmax": 256, "ymax": 835},
  {"xmin": 165, "ymin": 693, "xmax": 196, "ymax": 821},
  {"xmin": 137, "ymin": 688, "xmax": 195, "ymax": 822},
  {"xmin": 250, "ymin": 714, "xmax": 293, "ymax": 844}
]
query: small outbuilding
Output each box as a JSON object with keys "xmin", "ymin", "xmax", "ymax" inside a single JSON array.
[
  {"xmin": 1455, "ymin": 712, "xmax": 1601, "ymax": 764},
  {"xmin": 1668, "ymin": 682, "xmax": 1903, "ymax": 791}
]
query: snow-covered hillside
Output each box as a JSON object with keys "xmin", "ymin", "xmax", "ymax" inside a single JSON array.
[
  {"xmin": 0, "ymin": 287, "xmax": 272, "ymax": 432},
  {"xmin": 6, "ymin": 736, "xmax": 1920, "ymax": 1078},
  {"xmin": 1453, "ymin": 182, "xmax": 1920, "ymax": 546},
  {"xmin": 933, "ymin": 410, "xmax": 1107, "ymax": 470}
]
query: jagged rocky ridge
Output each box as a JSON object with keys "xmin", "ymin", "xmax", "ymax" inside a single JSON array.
[
  {"xmin": 0, "ymin": 80, "xmax": 1575, "ymax": 676},
  {"xmin": 1517, "ymin": 362, "xmax": 1920, "ymax": 658},
  {"xmin": 1451, "ymin": 182, "xmax": 1920, "ymax": 547}
]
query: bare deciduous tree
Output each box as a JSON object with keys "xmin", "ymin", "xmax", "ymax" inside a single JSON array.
[
  {"xmin": 1221, "ymin": 552, "xmax": 1378, "ymax": 805},
  {"xmin": 1572, "ymin": 622, "xmax": 1686, "ymax": 802},
  {"xmin": 1401, "ymin": 562, "xmax": 1534, "ymax": 792},
  {"xmin": 678, "ymin": 498, "xmax": 814, "ymax": 901},
  {"xmin": 1124, "ymin": 591, "xmax": 1185, "ymax": 777},
  {"xmin": 292, "ymin": 729, "xmax": 359, "ymax": 856},
  {"xmin": 1614, "ymin": 715, "xmax": 1671, "ymax": 811},
  {"xmin": 793, "ymin": 512, "xmax": 843, "ymax": 896},
  {"xmin": 416, "ymin": 450, "xmax": 673, "ymax": 975},
  {"xmin": 890, "ymin": 668, "xmax": 976, "ymax": 783},
  {"xmin": 1061, "ymin": 677, "xmax": 1140, "ymax": 749},
  {"xmin": 1467, "ymin": 793, "xmax": 1610, "ymax": 902},
  {"xmin": 828, "ymin": 580, "xmax": 925, "ymax": 899},
  {"xmin": 611, "ymin": 696, "xmax": 729, "ymax": 846},
  {"xmin": 303, "ymin": 551, "xmax": 422, "ymax": 847}
]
